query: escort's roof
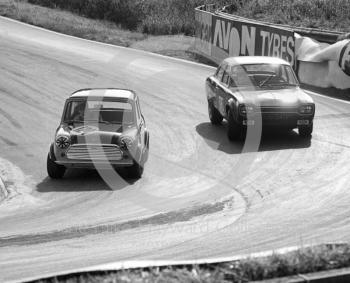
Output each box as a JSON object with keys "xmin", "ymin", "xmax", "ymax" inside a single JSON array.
[
  {"xmin": 70, "ymin": 88, "xmax": 136, "ymax": 99},
  {"xmin": 223, "ymin": 56, "xmax": 290, "ymax": 66}
]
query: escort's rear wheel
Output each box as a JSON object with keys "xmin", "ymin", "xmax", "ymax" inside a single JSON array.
[
  {"xmin": 47, "ymin": 154, "xmax": 66, "ymax": 179},
  {"xmin": 208, "ymin": 101, "xmax": 223, "ymax": 125},
  {"xmin": 227, "ymin": 109, "xmax": 242, "ymax": 141},
  {"xmin": 298, "ymin": 123, "xmax": 313, "ymax": 138}
]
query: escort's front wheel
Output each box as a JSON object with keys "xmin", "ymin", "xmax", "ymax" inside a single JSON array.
[
  {"xmin": 47, "ymin": 154, "xmax": 66, "ymax": 179},
  {"xmin": 208, "ymin": 101, "xmax": 223, "ymax": 125},
  {"xmin": 227, "ymin": 109, "xmax": 242, "ymax": 141},
  {"xmin": 298, "ymin": 123, "xmax": 313, "ymax": 138}
]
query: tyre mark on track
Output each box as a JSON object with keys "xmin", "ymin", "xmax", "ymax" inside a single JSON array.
[
  {"xmin": 313, "ymin": 137, "xmax": 350, "ymax": 149},
  {"xmin": 0, "ymin": 197, "xmax": 234, "ymax": 247},
  {"xmin": 2, "ymin": 43, "xmax": 97, "ymax": 78},
  {"xmin": 0, "ymin": 136, "xmax": 17, "ymax": 146},
  {"xmin": 0, "ymin": 83, "xmax": 56, "ymax": 116},
  {"xmin": 316, "ymin": 113, "xmax": 350, "ymax": 120},
  {"xmin": 150, "ymin": 152, "xmax": 251, "ymax": 214},
  {"xmin": 0, "ymin": 107, "xmax": 22, "ymax": 129}
]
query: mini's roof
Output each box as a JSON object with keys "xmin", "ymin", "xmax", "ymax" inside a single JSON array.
[
  {"xmin": 223, "ymin": 56, "xmax": 290, "ymax": 66},
  {"xmin": 70, "ymin": 88, "xmax": 136, "ymax": 100}
]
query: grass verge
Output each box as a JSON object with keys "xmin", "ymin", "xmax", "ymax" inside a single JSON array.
[
  {"xmin": 29, "ymin": 244, "xmax": 350, "ymax": 282},
  {"xmin": 0, "ymin": 0, "xmax": 216, "ymax": 64},
  {"xmin": 19, "ymin": 0, "xmax": 350, "ymax": 35},
  {"xmin": 0, "ymin": 0, "xmax": 147, "ymax": 47}
]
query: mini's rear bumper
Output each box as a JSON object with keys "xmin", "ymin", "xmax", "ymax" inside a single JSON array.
[
  {"xmin": 53, "ymin": 143, "xmax": 135, "ymax": 168},
  {"xmin": 55, "ymin": 159, "xmax": 134, "ymax": 169}
]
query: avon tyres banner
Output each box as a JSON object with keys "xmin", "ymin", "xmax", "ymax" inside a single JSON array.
[{"xmin": 211, "ymin": 15, "xmax": 295, "ymax": 67}]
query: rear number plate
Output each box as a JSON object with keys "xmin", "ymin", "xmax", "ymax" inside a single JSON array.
[{"xmin": 243, "ymin": 120, "xmax": 255, "ymax": 126}]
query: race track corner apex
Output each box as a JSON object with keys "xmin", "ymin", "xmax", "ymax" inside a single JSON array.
[
  {"xmin": 47, "ymin": 88, "xmax": 149, "ymax": 179},
  {"xmin": 205, "ymin": 56, "xmax": 315, "ymax": 141}
]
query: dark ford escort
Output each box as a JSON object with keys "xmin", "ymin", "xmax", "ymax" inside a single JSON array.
[{"xmin": 206, "ymin": 56, "xmax": 315, "ymax": 140}]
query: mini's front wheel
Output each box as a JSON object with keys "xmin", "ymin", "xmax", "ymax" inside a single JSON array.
[{"xmin": 47, "ymin": 154, "xmax": 66, "ymax": 179}]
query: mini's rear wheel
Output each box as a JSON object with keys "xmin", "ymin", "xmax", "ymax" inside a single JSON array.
[
  {"xmin": 298, "ymin": 123, "xmax": 313, "ymax": 138},
  {"xmin": 227, "ymin": 108, "xmax": 242, "ymax": 141},
  {"xmin": 143, "ymin": 132, "xmax": 150, "ymax": 163},
  {"xmin": 127, "ymin": 160, "xmax": 144, "ymax": 179},
  {"xmin": 47, "ymin": 154, "xmax": 66, "ymax": 179},
  {"xmin": 208, "ymin": 101, "xmax": 223, "ymax": 125}
]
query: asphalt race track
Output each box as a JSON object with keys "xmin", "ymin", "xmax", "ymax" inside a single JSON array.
[{"xmin": 1, "ymin": 17, "xmax": 350, "ymax": 282}]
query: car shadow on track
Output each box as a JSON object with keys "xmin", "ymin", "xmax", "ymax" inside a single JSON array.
[
  {"xmin": 196, "ymin": 122, "xmax": 311, "ymax": 154},
  {"xmin": 37, "ymin": 168, "xmax": 134, "ymax": 193}
]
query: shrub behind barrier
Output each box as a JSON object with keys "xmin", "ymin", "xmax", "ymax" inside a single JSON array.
[
  {"xmin": 27, "ymin": 0, "xmax": 349, "ymax": 35},
  {"xmin": 27, "ymin": 0, "xmax": 231, "ymax": 35},
  {"xmin": 226, "ymin": 0, "xmax": 350, "ymax": 31},
  {"xmin": 28, "ymin": 0, "xmax": 142, "ymax": 30}
]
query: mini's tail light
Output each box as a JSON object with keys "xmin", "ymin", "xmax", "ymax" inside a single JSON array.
[
  {"xmin": 55, "ymin": 136, "xmax": 70, "ymax": 149},
  {"xmin": 120, "ymin": 136, "xmax": 134, "ymax": 150}
]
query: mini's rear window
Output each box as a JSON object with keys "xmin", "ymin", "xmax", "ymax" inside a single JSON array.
[
  {"xmin": 86, "ymin": 101, "xmax": 132, "ymax": 110},
  {"xmin": 63, "ymin": 100, "xmax": 135, "ymax": 125}
]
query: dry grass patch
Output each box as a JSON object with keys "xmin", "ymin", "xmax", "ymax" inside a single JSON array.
[{"xmin": 0, "ymin": 0, "xmax": 146, "ymax": 47}]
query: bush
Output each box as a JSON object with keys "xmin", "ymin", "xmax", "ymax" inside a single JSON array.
[
  {"xmin": 234, "ymin": 0, "xmax": 350, "ymax": 31},
  {"xmin": 28, "ymin": 0, "xmax": 142, "ymax": 30},
  {"xmin": 27, "ymin": 0, "xmax": 350, "ymax": 35},
  {"xmin": 27, "ymin": 0, "xmax": 232, "ymax": 35}
]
